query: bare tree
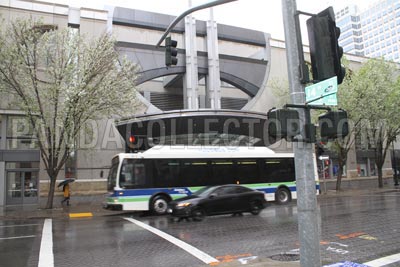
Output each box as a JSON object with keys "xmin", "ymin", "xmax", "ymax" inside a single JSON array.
[
  {"xmin": 328, "ymin": 121, "xmax": 360, "ymax": 191},
  {"xmin": 0, "ymin": 18, "xmax": 139, "ymax": 208}
]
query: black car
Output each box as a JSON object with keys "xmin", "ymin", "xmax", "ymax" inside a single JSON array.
[{"xmin": 167, "ymin": 185, "xmax": 267, "ymax": 221}]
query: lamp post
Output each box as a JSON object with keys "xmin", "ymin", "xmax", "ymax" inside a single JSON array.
[{"xmin": 393, "ymin": 140, "xmax": 399, "ymax": 186}]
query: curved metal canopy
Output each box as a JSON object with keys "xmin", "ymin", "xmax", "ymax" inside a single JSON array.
[{"xmin": 116, "ymin": 109, "xmax": 277, "ymax": 151}]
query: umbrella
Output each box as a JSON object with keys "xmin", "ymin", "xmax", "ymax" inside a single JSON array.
[{"xmin": 58, "ymin": 178, "xmax": 75, "ymax": 187}]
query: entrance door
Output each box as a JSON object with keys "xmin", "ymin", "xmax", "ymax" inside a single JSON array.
[{"xmin": 6, "ymin": 171, "xmax": 38, "ymax": 205}]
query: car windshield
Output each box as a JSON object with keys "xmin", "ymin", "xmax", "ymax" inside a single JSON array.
[{"xmin": 193, "ymin": 186, "xmax": 216, "ymax": 197}]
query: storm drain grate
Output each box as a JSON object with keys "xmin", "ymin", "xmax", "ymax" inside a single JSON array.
[{"xmin": 270, "ymin": 253, "xmax": 300, "ymax": 261}]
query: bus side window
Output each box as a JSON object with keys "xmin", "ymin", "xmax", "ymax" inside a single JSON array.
[
  {"xmin": 265, "ymin": 159, "xmax": 295, "ymax": 183},
  {"xmin": 154, "ymin": 159, "xmax": 179, "ymax": 187},
  {"xmin": 211, "ymin": 159, "xmax": 234, "ymax": 185},
  {"xmin": 179, "ymin": 160, "xmax": 209, "ymax": 186},
  {"xmin": 235, "ymin": 159, "xmax": 261, "ymax": 184}
]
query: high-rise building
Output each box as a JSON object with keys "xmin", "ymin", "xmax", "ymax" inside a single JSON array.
[
  {"xmin": 335, "ymin": 5, "xmax": 364, "ymax": 56},
  {"xmin": 361, "ymin": 0, "xmax": 400, "ymax": 62},
  {"xmin": 336, "ymin": 0, "xmax": 400, "ymax": 62}
]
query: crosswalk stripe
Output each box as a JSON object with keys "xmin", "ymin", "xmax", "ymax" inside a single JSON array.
[
  {"xmin": 38, "ymin": 219, "xmax": 54, "ymax": 267},
  {"xmin": 124, "ymin": 217, "xmax": 219, "ymax": 265}
]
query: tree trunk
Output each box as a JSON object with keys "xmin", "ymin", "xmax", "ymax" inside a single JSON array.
[
  {"xmin": 45, "ymin": 176, "xmax": 57, "ymax": 209},
  {"xmin": 336, "ymin": 147, "xmax": 347, "ymax": 192},
  {"xmin": 375, "ymin": 145, "xmax": 384, "ymax": 189},
  {"xmin": 336, "ymin": 164, "xmax": 344, "ymax": 191},
  {"xmin": 377, "ymin": 167, "xmax": 383, "ymax": 188}
]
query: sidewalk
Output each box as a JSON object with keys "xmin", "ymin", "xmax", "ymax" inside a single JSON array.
[{"xmin": 0, "ymin": 194, "xmax": 122, "ymax": 220}]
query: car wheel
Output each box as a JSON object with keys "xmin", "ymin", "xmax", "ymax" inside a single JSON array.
[
  {"xmin": 275, "ymin": 188, "xmax": 291, "ymax": 205},
  {"xmin": 151, "ymin": 195, "xmax": 169, "ymax": 215},
  {"xmin": 191, "ymin": 208, "xmax": 205, "ymax": 221},
  {"xmin": 250, "ymin": 200, "xmax": 262, "ymax": 215}
]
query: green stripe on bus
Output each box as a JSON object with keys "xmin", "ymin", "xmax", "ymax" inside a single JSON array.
[{"xmin": 243, "ymin": 182, "xmax": 296, "ymax": 188}]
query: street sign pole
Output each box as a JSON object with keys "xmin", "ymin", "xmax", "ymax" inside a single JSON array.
[{"xmin": 282, "ymin": 1, "xmax": 321, "ymax": 266}]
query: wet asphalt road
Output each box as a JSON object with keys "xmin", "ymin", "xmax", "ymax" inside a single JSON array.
[{"xmin": 1, "ymin": 191, "xmax": 400, "ymax": 267}]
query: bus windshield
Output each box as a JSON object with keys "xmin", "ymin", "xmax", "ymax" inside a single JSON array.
[
  {"xmin": 119, "ymin": 159, "xmax": 146, "ymax": 189},
  {"xmin": 107, "ymin": 157, "xmax": 119, "ymax": 191}
]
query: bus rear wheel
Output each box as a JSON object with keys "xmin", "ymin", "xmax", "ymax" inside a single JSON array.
[
  {"xmin": 275, "ymin": 188, "xmax": 291, "ymax": 205},
  {"xmin": 151, "ymin": 195, "xmax": 169, "ymax": 215}
]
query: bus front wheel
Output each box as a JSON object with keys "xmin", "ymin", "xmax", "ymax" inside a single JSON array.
[
  {"xmin": 151, "ymin": 195, "xmax": 169, "ymax": 215},
  {"xmin": 275, "ymin": 188, "xmax": 291, "ymax": 205}
]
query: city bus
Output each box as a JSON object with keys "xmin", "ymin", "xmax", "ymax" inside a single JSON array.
[{"xmin": 104, "ymin": 145, "xmax": 319, "ymax": 214}]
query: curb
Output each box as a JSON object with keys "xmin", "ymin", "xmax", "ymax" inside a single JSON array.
[{"xmin": 204, "ymin": 257, "xmax": 300, "ymax": 267}]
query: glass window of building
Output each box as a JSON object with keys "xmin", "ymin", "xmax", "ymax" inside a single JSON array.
[
  {"xmin": 6, "ymin": 116, "xmax": 38, "ymax": 150},
  {"xmin": 65, "ymin": 150, "xmax": 77, "ymax": 179}
]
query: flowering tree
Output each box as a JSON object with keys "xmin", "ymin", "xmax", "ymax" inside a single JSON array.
[
  {"xmin": 0, "ymin": 19, "xmax": 139, "ymax": 208},
  {"xmin": 339, "ymin": 58, "xmax": 400, "ymax": 188}
]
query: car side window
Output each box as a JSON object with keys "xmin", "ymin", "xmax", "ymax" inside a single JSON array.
[
  {"xmin": 214, "ymin": 186, "xmax": 237, "ymax": 196},
  {"xmin": 235, "ymin": 187, "xmax": 249, "ymax": 194}
]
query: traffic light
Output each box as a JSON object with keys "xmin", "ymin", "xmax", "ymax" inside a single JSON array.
[
  {"xmin": 267, "ymin": 108, "xmax": 300, "ymax": 141},
  {"xmin": 316, "ymin": 142, "xmax": 326, "ymax": 157},
  {"xmin": 165, "ymin": 36, "xmax": 178, "ymax": 66},
  {"xmin": 318, "ymin": 109, "xmax": 349, "ymax": 140},
  {"xmin": 307, "ymin": 7, "xmax": 346, "ymax": 84}
]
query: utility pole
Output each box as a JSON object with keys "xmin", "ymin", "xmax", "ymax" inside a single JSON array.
[
  {"xmin": 281, "ymin": 1, "xmax": 321, "ymax": 266},
  {"xmin": 206, "ymin": 7, "xmax": 222, "ymax": 109},
  {"xmin": 184, "ymin": 0, "xmax": 199, "ymax": 109}
]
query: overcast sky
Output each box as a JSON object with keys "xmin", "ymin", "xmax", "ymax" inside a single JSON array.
[{"xmin": 45, "ymin": 0, "xmax": 372, "ymax": 40}]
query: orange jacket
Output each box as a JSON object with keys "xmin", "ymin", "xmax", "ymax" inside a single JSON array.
[{"xmin": 63, "ymin": 184, "xmax": 70, "ymax": 197}]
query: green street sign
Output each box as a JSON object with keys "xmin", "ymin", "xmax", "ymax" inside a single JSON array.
[{"xmin": 305, "ymin": 76, "xmax": 338, "ymax": 106}]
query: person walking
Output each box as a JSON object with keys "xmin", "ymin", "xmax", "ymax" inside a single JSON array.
[{"xmin": 61, "ymin": 183, "xmax": 71, "ymax": 206}]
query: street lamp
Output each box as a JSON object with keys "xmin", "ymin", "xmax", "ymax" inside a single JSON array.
[{"xmin": 393, "ymin": 140, "xmax": 399, "ymax": 186}]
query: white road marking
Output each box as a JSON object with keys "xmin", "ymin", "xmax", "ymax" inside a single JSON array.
[
  {"xmin": 124, "ymin": 217, "xmax": 219, "ymax": 265},
  {"xmin": 0, "ymin": 235, "xmax": 36, "ymax": 240},
  {"xmin": 38, "ymin": 219, "xmax": 54, "ymax": 267},
  {"xmin": 363, "ymin": 252, "xmax": 400, "ymax": 267}
]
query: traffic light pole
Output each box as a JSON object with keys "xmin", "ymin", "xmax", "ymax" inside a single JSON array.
[{"xmin": 282, "ymin": 1, "xmax": 321, "ymax": 266}]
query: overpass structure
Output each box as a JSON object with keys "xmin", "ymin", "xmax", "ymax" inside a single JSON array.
[
  {"xmin": 111, "ymin": 7, "xmax": 271, "ymax": 113},
  {"xmin": 110, "ymin": 7, "xmax": 278, "ymax": 149}
]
